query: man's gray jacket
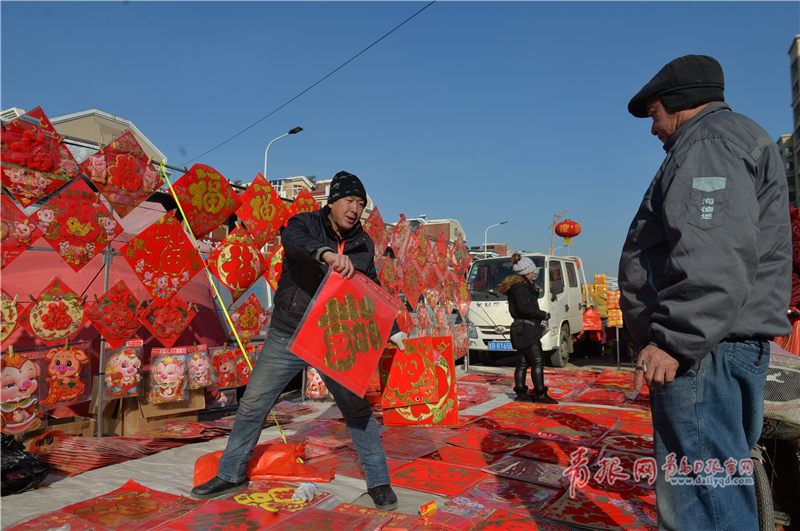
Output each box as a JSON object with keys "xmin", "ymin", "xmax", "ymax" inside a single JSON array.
[{"xmin": 618, "ymin": 102, "xmax": 792, "ymax": 364}]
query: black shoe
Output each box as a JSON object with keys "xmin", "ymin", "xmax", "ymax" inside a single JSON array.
[
  {"xmin": 367, "ymin": 484, "xmax": 398, "ymax": 511},
  {"xmin": 532, "ymin": 388, "xmax": 558, "ymax": 404},
  {"xmin": 513, "ymin": 386, "xmax": 533, "ymax": 402},
  {"xmin": 190, "ymin": 476, "xmax": 249, "ymax": 499}
]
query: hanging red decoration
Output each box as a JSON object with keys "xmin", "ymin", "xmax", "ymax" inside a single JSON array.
[
  {"xmin": 285, "ymin": 188, "xmax": 319, "ymax": 222},
  {"xmin": 169, "ymin": 163, "xmax": 242, "ymax": 238},
  {"xmin": 121, "ymin": 213, "xmax": 204, "ymax": 302},
  {"xmin": 37, "ymin": 179, "xmax": 123, "ymax": 272},
  {"xmin": 288, "ymin": 271, "xmax": 402, "ymax": 397},
  {"xmin": 1, "ymin": 290, "xmax": 22, "ymax": 343},
  {"xmin": 389, "ymin": 215, "xmax": 412, "ymax": 264},
  {"xmin": 80, "ymin": 130, "xmax": 163, "ymax": 218},
  {"xmin": 0, "ymin": 107, "xmax": 80, "ymax": 208},
  {"xmin": 235, "ymin": 173, "xmax": 287, "ymax": 249},
  {"xmin": 1, "ymin": 196, "xmax": 42, "ymax": 269},
  {"xmin": 401, "ymin": 259, "xmax": 424, "ymax": 311},
  {"xmin": 362, "ymin": 207, "xmax": 389, "ymax": 261},
  {"xmin": 449, "ymin": 237, "xmax": 471, "ymax": 274},
  {"xmin": 555, "ymin": 219, "xmax": 582, "ymax": 245},
  {"xmin": 138, "ymin": 296, "xmax": 196, "ymax": 348},
  {"xmin": 230, "ymin": 292, "xmax": 268, "ymax": 346},
  {"xmin": 39, "ymin": 342, "xmax": 93, "ymax": 410},
  {"xmin": 1, "ymin": 349, "xmax": 43, "ymax": 435},
  {"xmin": 20, "ymin": 277, "xmax": 85, "ymax": 346},
  {"xmin": 206, "ymin": 226, "xmax": 267, "ymax": 302},
  {"xmin": 84, "ymin": 280, "xmax": 141, "ymax": 349},
  {"xmin": 263, "ymin": 244, "xmax": 284, "ymax": 291},
  {"xmin": 377, "ymin": 256, "xmax": 402, "ymax": 297}
]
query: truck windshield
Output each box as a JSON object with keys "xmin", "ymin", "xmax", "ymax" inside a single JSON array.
[{"xmin": 467, "ymin": 256, "xmax": 545, "ymax": 300}]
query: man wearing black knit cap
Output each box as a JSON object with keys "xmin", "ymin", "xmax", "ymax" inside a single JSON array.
[
  {"xmin": 619, "ymin": 55, "xmax": 791, "ymax": 529},
  {"xmin": 192, "ymin": 170, "xmax": 405, "ymax": 511}
]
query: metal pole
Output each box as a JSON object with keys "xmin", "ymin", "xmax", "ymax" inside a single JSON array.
[
  {"xmin": 95, "ymin": 245, "xmax": 113, "ymax": 437},
  {"xmin": 263, "ymin": 133, "xmax": 289, "ymax": 179},
  {"xmin": 615, "ymin": 326, "xmax": 620, "ymax": 370}
]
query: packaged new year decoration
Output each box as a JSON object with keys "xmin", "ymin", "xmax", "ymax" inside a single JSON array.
[
  {"xmin": 187, "ymin": 344, "xmax": 213, "ymax": 390},
  {"xmin": 148, "ymin": 349, "xmax": 188, "ymax": 404},
  {"xmin": 104, "ymin": 340, "xmax": 144, "ymax": 399},
  {"xmin": 1, "ymin": 348, "xmax": 43, "ymax": 434}
]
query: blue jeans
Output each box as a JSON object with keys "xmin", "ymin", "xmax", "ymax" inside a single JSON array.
[
  {"xmin": 650, "ymin": 340, "xmax": 769, "ymax": 530},
  {"xmin": 216, "ymin": 327, "xmax": 390, "ymax": 488}
]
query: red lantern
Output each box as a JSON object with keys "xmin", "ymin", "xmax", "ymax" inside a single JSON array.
[{"xmin": 555, "ymin": 219, "xmax": 581, "ymax": 245}]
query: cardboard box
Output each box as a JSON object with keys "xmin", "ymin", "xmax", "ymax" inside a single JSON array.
[{"xmin": 101, "ymin": 390, "xmax": 206, "ymax": 436}]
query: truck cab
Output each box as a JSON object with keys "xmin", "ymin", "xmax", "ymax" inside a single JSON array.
[{"xmin": 466, "ymin": 254, "xmax": 588, "ymax": 367}]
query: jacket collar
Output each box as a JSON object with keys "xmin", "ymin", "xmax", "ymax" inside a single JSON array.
[
  {"xmin": 320, "ymin": 205, "xmax": 364, "ymax": 242},
  {"xmin": 664, "ymin": 101, "xmax": 730, "ymax": 152}
]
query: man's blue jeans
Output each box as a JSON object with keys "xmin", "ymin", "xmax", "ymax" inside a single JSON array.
[
  {"xmin": 216, "ymin": 327, "xmax": 390, "ymax": 488},
  {"xmin": 649, "ymin": 339, "xmax": 769, "ymax": 530}
]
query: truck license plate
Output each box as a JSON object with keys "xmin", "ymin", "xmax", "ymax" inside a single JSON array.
[{"xmin": 488, "ymin": 340, "xmax": 513, "ymax": 351}]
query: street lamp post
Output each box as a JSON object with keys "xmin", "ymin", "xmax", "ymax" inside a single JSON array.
[
  {"xmin": 263, "ymin": 126, "xmax": 303, "ymax": 179},
  {"xmin": 484, "ymin": 221, "xmax": 509, "ymax": 258},
  {"xmin": 262, "ymin": 126, "xmax": 302, "ymax": 312}
]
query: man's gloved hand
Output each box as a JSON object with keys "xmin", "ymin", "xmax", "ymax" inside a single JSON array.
[
  {"xmin": 389, "ymin": 332, "xmax": 407, "ymax": 350},
  {"xmin": 291, "ymin": 482, "xmax": 319, "ymax": 502}
]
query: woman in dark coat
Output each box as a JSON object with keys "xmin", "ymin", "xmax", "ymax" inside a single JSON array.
[{"xmin": 497, "ymin": 254, "xmax": 557, "ymax": 403}]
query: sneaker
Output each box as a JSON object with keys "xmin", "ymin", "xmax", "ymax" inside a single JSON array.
[
  {"xmin": 190, "ymin": 476, "xmax": 249, "ymax": 499},
  {"xmin": 367, "ymin": 484, "xmax": 398, "ymax": 511}
]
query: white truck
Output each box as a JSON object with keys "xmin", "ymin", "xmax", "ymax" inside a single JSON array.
[{"xmin": 466, "ymin": 254, "xmax": 588, "ymax": 367}]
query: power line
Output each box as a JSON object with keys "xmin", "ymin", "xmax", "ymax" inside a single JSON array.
[{"xmin": 183, "ymin": 1, "xmax": 436, "ymax": 165}]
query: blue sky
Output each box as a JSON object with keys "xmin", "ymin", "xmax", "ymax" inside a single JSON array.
[{"xmin": 2, "ymin": 1, "xmax": 798, "ymax": 277}]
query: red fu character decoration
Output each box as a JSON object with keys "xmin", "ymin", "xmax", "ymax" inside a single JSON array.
[{"xmin": 555, "ymin": 219, "xmax": 582, "ymax": 246}]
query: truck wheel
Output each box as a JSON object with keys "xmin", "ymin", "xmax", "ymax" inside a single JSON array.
[{"xmin": 548, "ymin": 324, "xmax": 571, "ymax": 367}]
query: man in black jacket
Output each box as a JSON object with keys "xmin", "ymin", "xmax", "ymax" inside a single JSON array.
[{"xmin": 192, "ymin": 171, "xmax": 404, "ymax": 510}]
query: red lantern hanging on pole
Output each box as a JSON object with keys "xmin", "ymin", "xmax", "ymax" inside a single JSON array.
[{"xmin": 555, "ymin": 219, "xmax": 582, "ymax": 246}]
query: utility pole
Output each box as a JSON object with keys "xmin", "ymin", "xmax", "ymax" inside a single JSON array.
[{"xmin": 548, "ymin": 209, "xmax": 569, "ymax": 255}]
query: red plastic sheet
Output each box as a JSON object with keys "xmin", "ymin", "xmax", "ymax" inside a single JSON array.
[
  {"xmin": 80, "ymin": 130, "xmax": 163, "ymax": 218},
  {"xmin": 456, "ymin": 475, "xmax": 562, "ymax": 515},
  {"xmin": 169, "ymin": 163, "xmax": 242, "ymax": 238},
  {"xmin": 333, "ymin": 503, "xmax": 418, "ymax": 529},
  {"xmin": 422, "ymin": 445, "xmax": 500, "ymax": 470},
  {"xmin": 121, "ymin": 213, "xmax": 204, "ymax": 302},
  {"xmin": 514, "ymin": 438, "xmax": 599, "ymax": 467},
  {"xmin": 267, "ymin": 507, "xmax": 388, "ymax": 530},
  {"xmin": 538, "ymin": 489, "xmax": 657, "ymax": 531},
  {"xmin": 85, "ymin": 280, "xmax": 141, "ymax": 348},
  {"xmin": 383, "ymin": 336, "xmax": 459, "ymax": 426},
  {"xmin": 230, "ymin": 293, "xmax": 268, "ymax": 346},
  {"xmin": 483, "ymin": 455, "xmax": 566, "ymax": 488},
  {"xmin": 19, "ymin": 277, "xmax": 85, "ymax": 345},
  {"xmin": 288, "ymin": 270, "xmax": 402, "ymax": 397},
  {"xmin": 483, "ymin": 402, "xmax": 612, "ymax": 444},
  {"xmin": 138, "ymin": 296, "xmax": 196, "ymax": 348},
  {"xmin": 1, "ymin": 349, "xmax": 43, "ymax": 434},
  {"xmin": 7, "ymin": 480, "xmax": 203, "ymax": 530},
  {"xmin": 235, "ymin": 173, "xmax": 287, "ymax": 248},
  {"xmin": 445, "ymin": 428, "xmax": 528, "ymax": 455},
  {"xmin": 156, "ymin": 498, "xmax": 277, "ymax": 530},
  {"xmin": 362, "ymin": 206, "xmax": 389, "ymax": 261},
  {"xmin": 390, "ymin": 458, "xmax": 488, "ymax": 497},
  {"xmin": 36, "ymin": 178, "xmax": 123, "ymax": 272},
  {"xmin": 0, "ymin": 107, "xmax": 80, "ymax": 208},
  {"xmin": 1, "ymin": 290, "xmax": 22, "ymax": 343},
  {"xmin": 1, "ymin": 196, "xmax": 42, "ymax": 269},
  {"xmin": 379, "ymin": 343, "xmax": 439, "ymax": 408},
  {"xmin": 478, "ymin": 509, "xmax": 570, "ymax": 530},
  {"xmin": 206, "ymin": 226, "xmax": 267, "ymax": 302}
]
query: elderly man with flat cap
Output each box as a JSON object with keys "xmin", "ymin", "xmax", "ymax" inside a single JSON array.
[
  {"xmin": 619, "ymin": 55, "xmax": 791, "ymax": 529},
  {"xmin": 192, "ymin": 170, "xmax": 406, "ymax": 511}
]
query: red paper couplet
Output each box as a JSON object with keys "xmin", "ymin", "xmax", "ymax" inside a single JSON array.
[
  {"xmin": 169, "ymin": 163, "xmax": 242, "ymax": 238},
  {"xmin": 1, "ymin": 196, "xmax": 42, "ymax": 269},
  {"xmin": 80, "ymin": 130, "xmax": 164, "ymax": 218},
  {"xmin": 0, "ymin": 107, "xmax": 80, "ymax": 207},
  {"xmin": 288, "ymin": 271, "xmax": 402, "ymax": 397},
  {"xmin": 235, "ymin": 173, "xmax": 287, "ymax": 249},
  {"xmin": 37, "ymin": 178, "xmax": 123, "ymax": 272}
]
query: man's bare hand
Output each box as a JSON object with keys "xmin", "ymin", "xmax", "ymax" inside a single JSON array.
[
  {"xmin": 634, "ymin": 344, "xmax": 679, "ymax": 392},
  {"xmin": 322, "ymin": 251, "xmax": 355, "ymax": 278}
]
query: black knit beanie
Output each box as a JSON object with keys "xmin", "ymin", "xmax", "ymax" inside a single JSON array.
[
  {"xmin": 328, "ymin": 171, "xmax": 367, "ymax": 204},
  {"xmin": 628, "ymin": 55, "xmax": 725, "ymax": 118}
]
